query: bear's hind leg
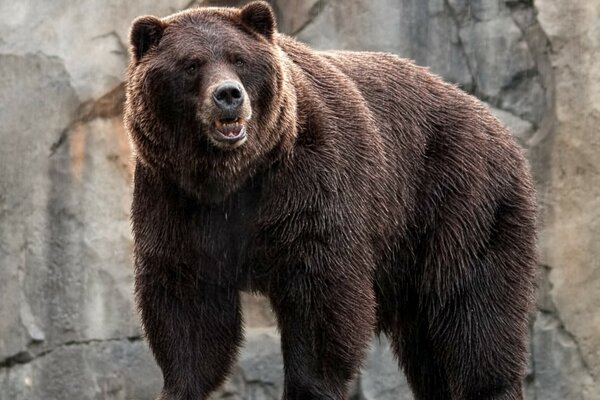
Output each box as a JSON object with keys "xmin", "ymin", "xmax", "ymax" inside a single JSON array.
[
  {"xmin": 425, "ymin": 282, "xmax": 529, "ymax": 400},
  {"xmin": 383, "ymin": 289, "xmax": 452, "ymax": 400},
  {"xmin": 390, "ymin": 183, "xmax": 535, "ymax": 399},
  {"xmin": 391, "ymin": 256, "xmax": 532, "ymax": 400},
  {"xmin": 388, "ymin": 298, "xmax": 525, "ymax": 400}
]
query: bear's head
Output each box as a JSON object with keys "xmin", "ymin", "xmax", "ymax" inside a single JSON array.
[{"xmin": 125, "ymin": 1, "xmax": 297, "ymax": 202}]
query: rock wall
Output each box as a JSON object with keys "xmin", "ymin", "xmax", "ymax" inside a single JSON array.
[
  {"xmin": 533, "ymin": 1, "xmax": 600, "ymax": 398},
  {"xmin": 0, "ymin": 0, "xmax": 598, "ymax": 399}
]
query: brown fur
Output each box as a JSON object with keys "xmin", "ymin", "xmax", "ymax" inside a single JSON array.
[{"xmin": 125, "ymin": 2, "xmax": 537, "ymax": 399}]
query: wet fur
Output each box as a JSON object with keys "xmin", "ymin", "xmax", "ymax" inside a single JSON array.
[{"xmin": 125, "ymin": 2, "xmax": 537, "ymax": 399}]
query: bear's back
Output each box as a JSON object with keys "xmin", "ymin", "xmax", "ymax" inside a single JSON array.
[
  {"xmin": 275, "ymin": 34, "xmax": 533, "ymax": 257},
  {"xmin": 275, "ymin": 35, "xmax": 512, "ymax": 167}
]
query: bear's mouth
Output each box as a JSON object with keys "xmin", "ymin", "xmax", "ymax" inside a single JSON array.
[{"xmin": 212, "ymin": 117, "xmax": 247, "ymax": 147}]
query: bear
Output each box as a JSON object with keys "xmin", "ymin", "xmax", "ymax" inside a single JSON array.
[{"xmin": 124, "ymin": 2, "xmax": 537, "ymax": 399}]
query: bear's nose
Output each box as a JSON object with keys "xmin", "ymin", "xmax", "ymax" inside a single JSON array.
[{"xmin": 213, "ymin": 82, "xmax": 244, "ymax": 112}]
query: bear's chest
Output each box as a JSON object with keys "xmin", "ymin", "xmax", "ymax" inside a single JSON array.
[
  {"xmin": 186, "ymin": 184, "xmax": 266, "ymax": 290},
  {"xmin": 188, "ymin": 192, "xmax": 319, "ymax": 292}
]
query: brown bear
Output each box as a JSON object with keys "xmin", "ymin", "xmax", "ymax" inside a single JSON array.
[{"xmin": 124, "ymin": 2, "xmax": 537, "ymax": 399}]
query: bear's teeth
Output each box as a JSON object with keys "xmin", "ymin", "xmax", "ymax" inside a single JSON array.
[{"xmin": 215, "ymin": 118, "xmax": 243, "ymax": 129}]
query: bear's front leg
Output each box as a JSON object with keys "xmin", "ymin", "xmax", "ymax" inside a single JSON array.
[
  {"xmin": 136, "ymin": 265, "xmax": 242, "ymax": 400},
  {"xmin": 267, "ymin": 259, "xmax": 377, "ymax": 400}
]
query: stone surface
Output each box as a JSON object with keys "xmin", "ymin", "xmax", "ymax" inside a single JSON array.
[
  {"xmin": 241, "ymin": 294, "xmax": 277, "ymax": 328},
  {"xmin": 535, "ymin": 0, "xmax": 600, "ymax": 397},
  {"xmin": 296, "ymin": 0, "xmax": 473, "ymax": 90},
  {"xmin": 0, "ymin": 339, "xmax": 160, "ymax": 400},
  {"xmin": 0, "ymin": 56, "xmax": 140, "ymax": 363},
  {"xmin": 531, "ymin": 312, "xmax": 595, "ymax": 400},
  {"xmin": 1, "ymin": 0, "xmax": 599, "ymax": 398},
  {"xmin": 215, "ymin": 329, "xmax": 284, "ymax": 400},
  {"xmin": 0, "ymin": 53, "xmax": 80, "ymax": 362},
  {"xmin": 271, "ymin": 0, "xmax": 323, "ymax": 35},
  {"xmin": 0, "ymin": 0, "xmax": 194, "ymax": 100},
  {"xmin": 360, "ymin": 337, "xmax": 413, "ymax": 400}
]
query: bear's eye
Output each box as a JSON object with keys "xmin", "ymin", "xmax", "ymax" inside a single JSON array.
[
  {"xmin": 234, "ymin": 58, "xmax": 245, "ymax": 67},
  {"xmin": 185, "ymin": 62, "xmax": 199, "ymax": 75}
]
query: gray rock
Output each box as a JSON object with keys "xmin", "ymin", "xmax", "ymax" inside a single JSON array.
[
  {"xmin": 459, "ymin": 16, "xmax": 534, "ymax": 99},
  {"xmin": 359, "ymin": 337, "xmax": 413, "ymax": 400},
  {"xmin": 0, "ymin": 339, "xmax": 161, "ymax": 400},
  {"xmin": 271, "ymin": 0, "xmax": 323, "ymax": 35},
  {"xmin": 531, "ymin": 312, "xmax": 595, "ymax": 400},
  {"xmin": 0, "ymin": 52, "xmax": 140, "ymax": 369},
  {"xmin": 497, "ymin": 75, "xmax": 546, "ymax": 126},
  {"xmin": 0, "ymin": 53, "xmax": 79, "ymax": 363},
  {"xmin": 296, "ymin": 0, "xmax": 473, "ymax": 90},
  {"xmin": 536, "ymin": 0, "xmax": 600, "ymax": 395},
  {"xmin": 241, "ymin": 294, "xmax": 277, "ymax": 328},
  {"xmin": 215, "ymin": 328, "xmax": 283, "ymax": 400},
  {"xmin": 0, "ymin": 0, "xmax": 194, "ymax": 100}
]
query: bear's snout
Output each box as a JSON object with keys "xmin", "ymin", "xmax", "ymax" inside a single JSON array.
[
  {"xmin": 201, "ymin": 80, "xmax": 252, "ymax": 149},
  {"xmin": 213, "ymin": 81, "xmax": 245, "ymax": 113}
]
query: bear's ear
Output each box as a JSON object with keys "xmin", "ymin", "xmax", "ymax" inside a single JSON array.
[
  {"xmin": 240, "ymin": 1, "xmax": 277, "ymax": 40},
  {"xmin": 130, "ymin": 16, "xmax": 165, "ymax": 62}
]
